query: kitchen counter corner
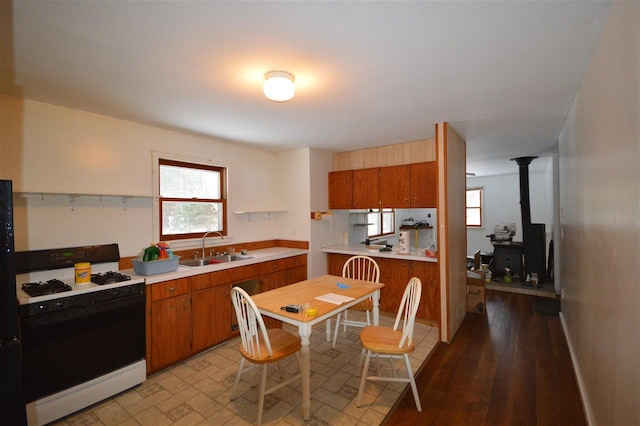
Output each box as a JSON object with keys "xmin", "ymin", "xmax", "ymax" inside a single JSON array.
[{"xmin": 321, "ymin": 244, "xmax": 437, "ymax": 262}]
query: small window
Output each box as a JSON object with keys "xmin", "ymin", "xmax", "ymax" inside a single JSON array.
[
  {"xmin": 368, "ymin": 209, "xmax": 395, "ymax": 238},
  {"xmin": 466, "ymin": 188, "xmax": 483, "ymax": 227},
  {"xmin": 159, "ymin": 159, "xmax": 227, "ymax": 241}
]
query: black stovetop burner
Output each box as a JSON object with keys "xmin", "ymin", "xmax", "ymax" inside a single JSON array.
[
  {"xmin": 91, "ymin": 271, "xmax": 131, "ymax": 285},
  {"xmin": 22, "ymin": 279, "xmax": 72, "ymax": 297}
]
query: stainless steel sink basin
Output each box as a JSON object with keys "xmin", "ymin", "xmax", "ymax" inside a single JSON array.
[
  {"xmin": 179, "ymin": 254, "xmax": 254, "ymax": 267},
  {"xmin": 225, "ymin": 254, "xmax": 254, "ymax": 261}
]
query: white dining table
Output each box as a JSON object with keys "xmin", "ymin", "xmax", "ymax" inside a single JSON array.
[{"xmin": 250, "ymin": 274, "xmax": 384, "ymax": 420}]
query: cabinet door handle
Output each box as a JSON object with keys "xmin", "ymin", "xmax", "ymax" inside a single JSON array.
[{"xmin": 167, "ymin": 287, "xmax": 176, "ymax": 292}]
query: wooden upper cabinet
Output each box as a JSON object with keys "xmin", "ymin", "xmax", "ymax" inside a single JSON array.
[
  {"xmin": 329, "ymin": 160, "xmax": 437, "ymax": 209},
  {"xmin": 328, "ymin": 170, "xmax": 353, "ymax": 209},
  {"xmin": 379, "ymin": 164, "xmax": 410, "ymax": 208},
  {"xmin": 410, "ymin": 161, "xmax": 437, "ymax": 208},
  {"xmin": 353, "ymin": 168, "xmax": 380, "ymax": 209}
]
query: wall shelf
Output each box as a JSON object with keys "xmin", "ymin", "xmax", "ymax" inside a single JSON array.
[
  {"xmin": 16, "ymin": 191, "xmax": 155, "ymax": 199},
  {"xmin": 349, "ymin": 211, "xmax": 372, "ymax": 227},
  {"xmin": 15, "ymin": 191, "xmax": 155, "ymax": 211}
]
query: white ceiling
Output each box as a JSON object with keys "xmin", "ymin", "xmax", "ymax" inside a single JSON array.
[{"xmin": 1, "ymin": 1, "xmax": 610, "ymax": 176}]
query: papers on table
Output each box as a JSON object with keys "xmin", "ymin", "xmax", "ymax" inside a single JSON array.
[{"xmin": 315, "ymin": 292, "xmax": 355, "ymax": 305}]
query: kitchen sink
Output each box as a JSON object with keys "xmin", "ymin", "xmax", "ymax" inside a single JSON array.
[
  {"xmin": 225, "ymin": 254, "xmax": 254, "ymax": 261},
  {"xmin": 179, "ymin": 254, "xmax": 255, "ymax": 267}
]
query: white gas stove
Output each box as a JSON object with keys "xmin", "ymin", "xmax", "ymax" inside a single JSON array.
[
  {"xmin": 16, "ymin": 260, "xmax": 144, "ymax": 306},
  {"xmin": 15, "ymin": 244, "xmax": 147, "ymax": 426}
]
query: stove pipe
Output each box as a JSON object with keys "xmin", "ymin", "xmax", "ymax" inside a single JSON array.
[{"xmin": 511, "ymin": 156, "xmax": 537, "ymax": 227}]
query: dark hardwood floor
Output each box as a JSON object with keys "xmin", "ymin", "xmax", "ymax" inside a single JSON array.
[{"xmin": 384, "ymin": 290, "xmax": 586, "ymax": 425}]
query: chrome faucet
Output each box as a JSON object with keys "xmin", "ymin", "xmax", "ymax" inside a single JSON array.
[{"xmin": 202, "ymin": 231, "xmax": 223, "ymax": 258}]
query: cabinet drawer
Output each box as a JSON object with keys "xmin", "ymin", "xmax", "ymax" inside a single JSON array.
[
  {"xmin": 285, "ymin": 254, "xmax": 307, "ymax": 269},
  {"xmin": 224, "ymin": 264, "xmax": 259, "ymax": 284},
  {"xmin": 260, "ymin": 259, "xmax": 286, "ymax": 274},
  {"xmin": 191, "ymin": 270, "xmax": 226, "ymax": 291},
  {"xmin": 151, "ymin": 277, "xmax": 190, "ymax": 301}
]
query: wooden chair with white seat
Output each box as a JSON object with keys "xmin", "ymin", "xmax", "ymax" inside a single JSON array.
[
  {"xmin": 329, "ymin": 255, "xmax": 380, "ymax": 348},
  {"xmin": 229, "ymin": 287, "xmax": 302, "ymax": 426},
  {"xmin": 356, "ymin": 276, "xmax": 423, "ymax": 412}
]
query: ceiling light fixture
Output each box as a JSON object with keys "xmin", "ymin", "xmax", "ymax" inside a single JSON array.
[{"xmin": 263, "ymin": 71, "xmax": 295, "ymax": 102}]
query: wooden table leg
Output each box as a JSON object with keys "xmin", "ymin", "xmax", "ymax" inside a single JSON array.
[{"xmin": 297, "ymin": 323, "xmax": 312, "ymax": 420}]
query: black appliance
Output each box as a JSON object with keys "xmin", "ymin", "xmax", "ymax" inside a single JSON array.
[
  {"xmin": 512, "ymin": 156, "xmax": 547, "ymax": 283},
  {"xmin": 0, "ymin": 180, "xmax": 28, "ymax": 424},
  {"xmin": 492, "ymin": 242, "xmax": 524, "ymax": 278},
  {"xmin": 15, "ymin": 244, "xmax": 146, "ymax": 425},
  {"xmin": 18, "ymin": 282, "xmax": 146, "ymax": 403}
]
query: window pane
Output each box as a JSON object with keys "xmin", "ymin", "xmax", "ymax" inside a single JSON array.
[
  {"xmin": 367, "ymin": 212, "xmax": 380, "ymax": 237},
  {"xmin": 160, "ymin": 165, "xmax": 221, "ymax": 199},
  {"xmin": 162, "ymin": 201, "xmax": 223, "ymax": 235},
  {"xmin": 467, "ymin": 207, "xmax": 481, "ymax": 226},
  {"xmin": 382, "ymin": 212, "xmax": 394, "ymax": 234},
  {"xmin": 467, "ymin": 189, "xmax": 480, "ymax": 208}
]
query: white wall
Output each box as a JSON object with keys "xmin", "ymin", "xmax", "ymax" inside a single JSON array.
[
  {"xmin": 466, "ymin": 156, "xmax": 554, "ymax": 257},
  {"xmin": 309, "ymin": 148, "xmax": 344, "ymax": 277},
  {"xmin": 275, "ymin": 147, "xmax": 311, "ymax": 242},
  {"xmin": 0, "ymin": 95, "xmax": 306, "ymax": 256},
  {"xmin": 558, "ymin": 1, "xmax": 639, "ymax": 424}
]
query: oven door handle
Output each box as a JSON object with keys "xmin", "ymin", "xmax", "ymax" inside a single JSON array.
[{"xmin": 20, "ymin": 293, "xmax": 145, "ymax": 329}]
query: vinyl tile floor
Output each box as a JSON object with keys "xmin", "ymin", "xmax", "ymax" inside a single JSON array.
[{"xmin": 52, "ymin": 313, "xmax": 438, "ymax": 426}]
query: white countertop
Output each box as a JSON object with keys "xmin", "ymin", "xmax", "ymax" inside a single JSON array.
[
  {"xmin": 122, "ymin": 247, "xmax": 309, "ymax": 284},
  {"xmin": 321, "ymin": 244, "xmax": 437, "ymax": 263}
]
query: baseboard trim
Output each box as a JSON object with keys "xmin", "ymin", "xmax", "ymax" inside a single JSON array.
[{"xmin": 559, "ymin": 312, "xmax": 594, "ymax": 426}]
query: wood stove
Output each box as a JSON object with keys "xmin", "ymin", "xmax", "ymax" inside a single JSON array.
[{"xmin": 512, "ymin": 156, "xmax": 547, "ymax": 283}]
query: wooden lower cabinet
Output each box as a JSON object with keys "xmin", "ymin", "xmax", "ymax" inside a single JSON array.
[
  {"xmin": 410, "ymin": 260, "xmax": 440, "ymax": 322},
  {"xmin": 327, "ymin": 253, "xmax": 350, "ymax": 276},
  {"xmin": 147, "ymin": 255, "xmax": 308, "ymax": 374},
  {"xmin": 376, "ymin": 257, "xmax": 411, "ymax": 313},
  {"xmin": 260, "ymin": 255, "xmax": 308, "ymax": 328},
  {"xmin": 326, "ymin": 253, "xmax": 439, "ymax": 323},
  {"xmin": 287, "ymin": 265, "xmax": 307, "ymax": 284},
  {"xmin": 192, "ymin": 284, "xmax": 231, "ymax": 354},
  {"xmin": 148, "ymin": 277, "xmax": 192, "ymax": 372}
]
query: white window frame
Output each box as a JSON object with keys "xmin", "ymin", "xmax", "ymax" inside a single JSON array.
[
  {"xmin": 466, "ymin": 187, "xmax": 483, "ymax": 228},
  {"xmin": 152, "ymin": 152, "xmax": 228, "ymax": 247},
  {"xmin": 367, "ymin": 208, "xmax": 396, "ymax": 238}
]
